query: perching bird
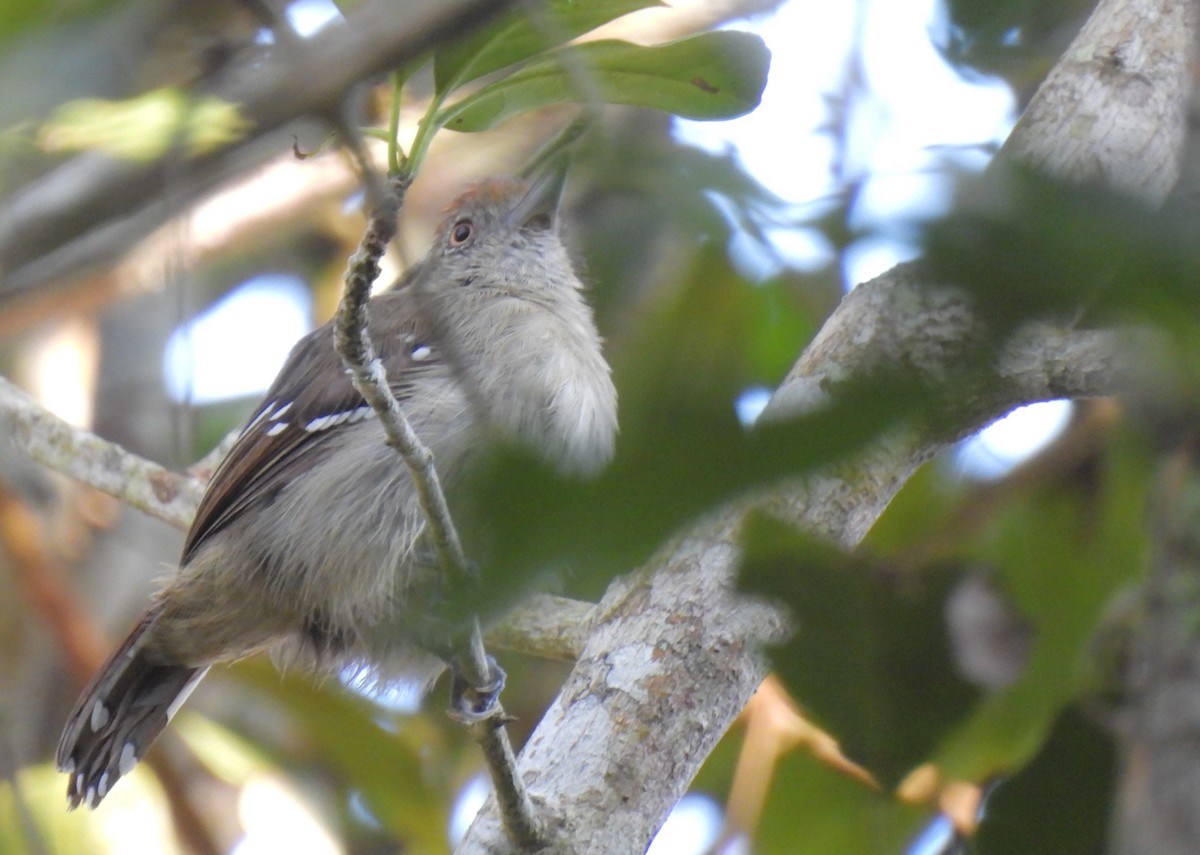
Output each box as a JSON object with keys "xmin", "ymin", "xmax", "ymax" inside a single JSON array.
[{"xmin": 57, "ymin": 170, "xmax": 618, "ymax": 809}]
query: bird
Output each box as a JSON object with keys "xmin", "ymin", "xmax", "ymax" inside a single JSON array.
[{"xmin": 56, "ymin": 170, "xmax": 618, "ymax": 809}]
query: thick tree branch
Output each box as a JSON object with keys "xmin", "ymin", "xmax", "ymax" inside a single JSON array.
[{"xmin": 1114, "ymin": 439, "xmax": 1200, "ymax": 855}]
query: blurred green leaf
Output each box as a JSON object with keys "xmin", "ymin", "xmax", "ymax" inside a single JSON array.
[
  {"xmin": 933, "ymin": 0, "xmax": 1094, "ymax": 80},
  {"xmin": 39, "ymin": 87, "xmax": 250, "ymax": 160},
  {"xmin": 433, "ymin": 0, "xmax": 662, "ymax": 93},
  {"xmin": 863, "ymin": 462, "xmax": 964, "ymax": 555},
  {"xmin": 0, "ymin": 0, "xmax": 45, "ymax": 40},
  {"xmin": 438, "ymin": 31, "xmax": 769, "ymax": 132},
  {"xmin": 0, "ymin": 0, "xmax": 117, "ymax": 44},
  {"xmin": 452, "ymin": 366, "xmax": 936, "ymax": 621},
  {"xmin": 228, "ymin": 662, "xmax": 454, "ymax": 852},
  {"xmin": 738, "ymin": 512, "xmax": 978, "ymax": 785},
  {"xmin": 756, "ymin": 751, "xmax": 926, "ymax": 854},
  {"xmin": 576, "ymin": 137, "xmax": 805, "ymax": 319},
  {"xmin": 930, "ymin": 436, "xmax": 1149, "ymax": 780},
  {"xmin": 923, "ymin": 166, "xmax": 1200, "ymax": 341},
  {"xmin": 975, "ymin": 708, "xmax": 1115, "ymax": 854},
  {"xmin": 1, "ymin": 764, "xmax": 169, "ymax": 855}
]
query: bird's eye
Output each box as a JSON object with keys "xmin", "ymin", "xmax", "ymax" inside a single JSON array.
[{"xmin": 449, "ymin": 219, "xmax": 474, "ymax": 246}]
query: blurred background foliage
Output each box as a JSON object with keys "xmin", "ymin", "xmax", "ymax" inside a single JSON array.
[{"xmin": 0, "ymin": 0, "xmax": 1192, "ymax": 852}]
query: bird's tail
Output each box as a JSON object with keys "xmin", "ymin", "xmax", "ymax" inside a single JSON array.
[{"xmin": 56, "ymin": 610, "xmax": 208, "ymax": 809}]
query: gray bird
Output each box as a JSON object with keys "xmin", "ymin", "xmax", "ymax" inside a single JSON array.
[{"xmin": 56, "ymin": 171, "xmax": 618, "ymax": 809}]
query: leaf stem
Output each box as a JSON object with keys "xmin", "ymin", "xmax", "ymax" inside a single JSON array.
[{"xmin": 386, "ymin": 69, "xmax": 408, "ymax": 175}]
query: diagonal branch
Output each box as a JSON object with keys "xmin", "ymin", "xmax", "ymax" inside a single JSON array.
[{"xmin": 0, "ymin": 375, "xmax": 203, "ymax": 529}]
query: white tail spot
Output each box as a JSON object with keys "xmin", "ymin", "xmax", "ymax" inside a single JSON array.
[
  {"xmin": 90, "ymin": 700, "xmax": 110, "ymax": 731},
  {"xmin": 119, "ymin": 742, "xmax": 138, "ymax": 776}
]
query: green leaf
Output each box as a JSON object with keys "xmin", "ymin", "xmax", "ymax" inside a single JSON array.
[
  {"xmin": 975, "ymin": 709, "xmax": 1115, "ymax": 854},
  {"xmin": 227, "ymin": 662, "xmax": 454, "ymax": 851},
  {"xmin": 39, "ymin": 87, "xmax": 250, "ymax": 160},
  {"xmin": 433, "ymin": 0, "xmax": 662, "ymax": 93},
  {"xmin": 929, "ymin": 438, "xmax": 1150, "ymax": 781},
  {"xmin": 0, "ymin": 0, "xmax": 118, "ymax": 45},
  {"xmin": 437, "ymin": 31, "xmax": 770, "ymax": 132},
  {"xmin": 738, "ymin": 512, "xmax": 978, "ymax": 785},
  {"xmin": 757, "ymin": 751, "xmax": 926, "ymax": 854},
  {"xmin": 923, "ymin": 165, "xmax": 1200, "ymax": 341}
]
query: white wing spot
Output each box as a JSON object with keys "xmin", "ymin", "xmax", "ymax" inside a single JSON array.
[
  {"xmin": 90, "ymin": 700, "xmax": 110, "ymax": 732},
  {"xmin": 411, "ymin": 344, "xmax": 432, "ymax": 361},
  {"xmin": 306, "ymin": 406, "xmax": 374, "ymax": 432},
  {"xmin": 119, "ymin": 743, "xmax": 138, "ymax": 776},
  {"xmin": 97, "ymin": 772, "xmax": 110, "ymax": 799},
  {"xmin": 266, "ymin": 422, "xmax": 288, "ymax": 437},
  {"xmin": 269, "ymin": 401, "xmax": 293, "ymax": 420},
  {"xmin": 242, "ymin": 401, "xmax": 276, "ymax": 435}
]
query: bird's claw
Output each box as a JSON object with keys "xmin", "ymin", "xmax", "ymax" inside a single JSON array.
[{"xmin": 448, "ymin": 656, "xmax": 507, "ymax": 724}]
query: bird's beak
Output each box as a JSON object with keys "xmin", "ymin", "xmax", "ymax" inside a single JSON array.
[{"xmin": 506, "ymin": 159, "xmax": 568, "ymax": 230}]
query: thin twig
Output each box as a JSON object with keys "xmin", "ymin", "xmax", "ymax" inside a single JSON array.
[{"xmin": 332, "ymin": 173, "xmax": 545, "ymax": 850}]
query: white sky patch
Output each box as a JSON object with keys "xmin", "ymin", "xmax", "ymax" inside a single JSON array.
[
  {"xmin": 233, "ymin": 774, "xmax": 343, "ymax": 855},
  {"xmin": 646, "ymin": 793, "xmax": 725, "ymax": 855},
  {"xmin": 448, "ymin": 774, "xmax": 491, "ymax": 846},
  {"xmin": 675, "ymin": 1, "xmax": 856, "ymax": 205},
  {"xmin": 675, "ymin": 0, "xmax": 1065, "ymax": 484},
  {"xmin": 287, "ymin": 0, "xmax": 343, "ymax": 37},
  {"xmin": 956, "ymin": 400, "xmax": 1075, "ymax": 480},
  {"xmin": 339, "ymin": 664, "xmax": 426, "ymax": 714},
  {"xmin": 164, "ymin": 274, "xmax": 311, "ymax": 404},
  {"xmin": 842, "ymin": 235, "xmax": 921, "ymax": 289},
  {"xmin": 735, "ymin": 385, "xmax": 774, "ymax": 427},
  {"xmin": 674, "ymin": 0, "xmax": 1015, "ymax": 275}
]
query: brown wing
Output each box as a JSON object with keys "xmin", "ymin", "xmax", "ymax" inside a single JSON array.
[{"xmin": 182, "ymin": 286, "xmax": 440, "ymax": 563}]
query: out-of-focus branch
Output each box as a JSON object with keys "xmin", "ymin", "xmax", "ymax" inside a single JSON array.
[
  {"xmin": 1113, "ymin": 437, "xmax": 1200, "ymax": 855},
  {"xmin": 0, "ymin": 0, "xmax": 516, "ymax": 296},
  {"xmin": 0, "ymin": 376, "xmax": 203, "ymax": 530},
  {"xmin": 0, "ymin": 146, "xmax": 369, "ymax": 338},
  {"xmin": 0, "ymin": 491, "xmax": 222, "ymax": 855},
  {"xmin": 485, "ymin": 594, "xmax": 595, "ymax": 661}
]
